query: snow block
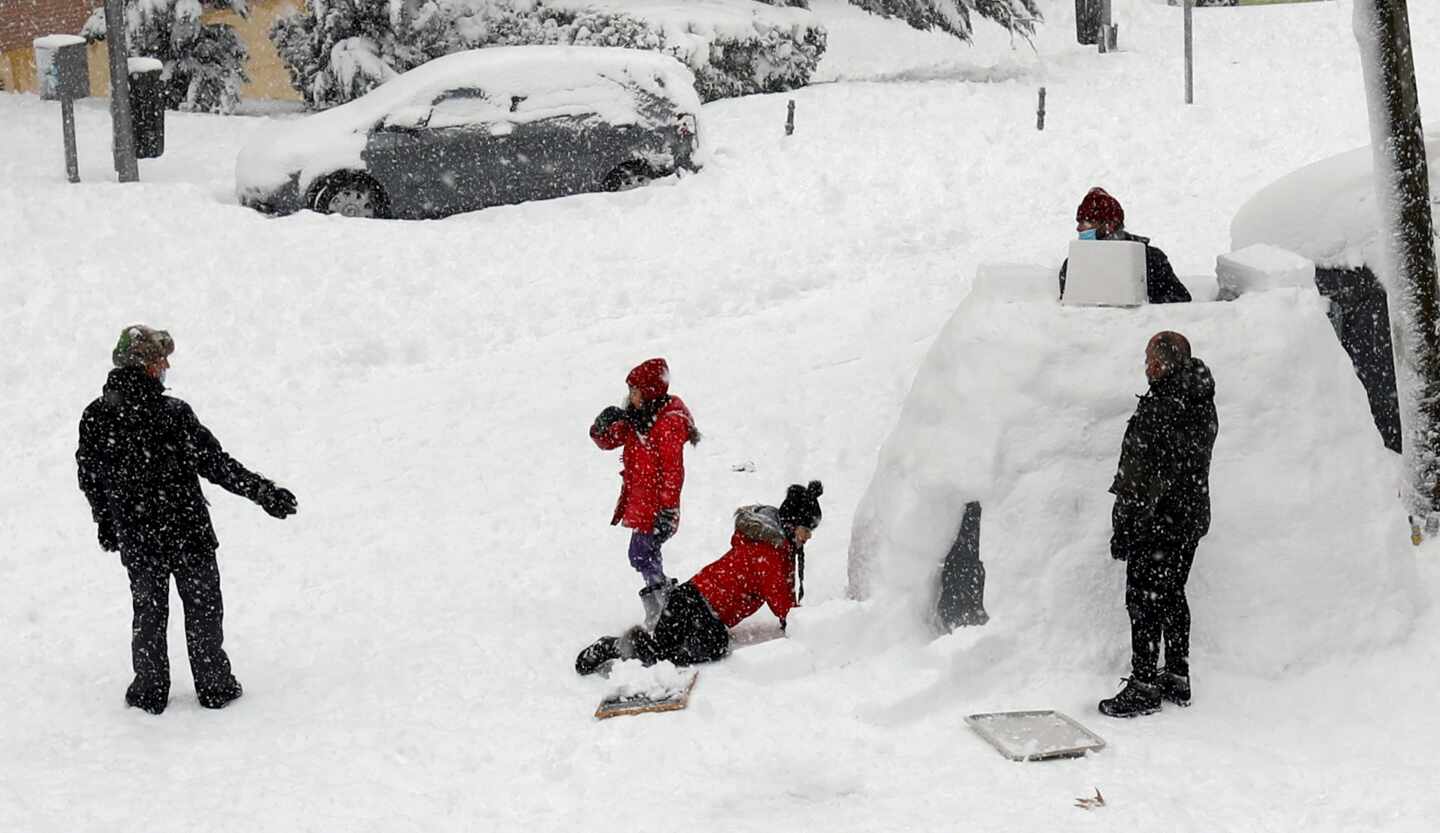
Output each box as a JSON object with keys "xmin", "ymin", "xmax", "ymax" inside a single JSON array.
[
  {"xmin": 849, "ymin": 287, "xmax": 1421, "ymax": 677},
  {"xmin": 1061, "ymin": 240, "xmax": 1147, "ymax": 307},
  {"xmin": 1215, "ymin": 244, "xmax": 1316, "ymax": 301},
  {"xmin": 1231, "ymin": 137, "xmax": 1440, "ymax": 270}
]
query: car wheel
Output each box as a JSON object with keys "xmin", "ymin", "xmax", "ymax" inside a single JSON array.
[
  {"xmin": 314, "ymin": 174, "xmax": 387, "ymax": 218},
  {"xmin": 603, "ymin": 161, "xmax": 659, "ymax": 193}
]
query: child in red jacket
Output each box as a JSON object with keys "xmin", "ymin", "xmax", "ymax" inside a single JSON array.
[
  {"xmin": 575, "ymin": 481, "xmax": 823, "ymax": 675},
  {"xmin": 590, "ymin": 358, "xmax": 701, "ymax": 626}
]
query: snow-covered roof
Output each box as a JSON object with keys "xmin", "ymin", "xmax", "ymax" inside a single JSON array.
[
  {"xmin": 1231, "ymin": 136, "xmax": 1440, "ymax": 269},
  {"xmin": 236, "ymin": 46, "xmax": 700, "ymax": 195}
]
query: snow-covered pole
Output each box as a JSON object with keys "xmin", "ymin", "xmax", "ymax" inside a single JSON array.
[
  {"xmin": 102, "ymin": 0, "xmax": 139, "ymax": 182},
  {"xmin": 1354, "ymin": 0, "xmax": 1440, "ymax": 529}
]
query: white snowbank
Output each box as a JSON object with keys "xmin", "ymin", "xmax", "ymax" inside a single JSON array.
[
  {"xmin": 850, "ymin": 276, "xmax": 1421, "ymax": 676},
  {"xmin": 1215, "ymin": 243, "xmax": 1315, "ymax": 300},
  {"xmin": 1231, "ymin": 135, "xmax": 1440, "ymax": 269},
  {"xmin": 235, "ymin": 45, "xmax": 701, "ymax": 195}
]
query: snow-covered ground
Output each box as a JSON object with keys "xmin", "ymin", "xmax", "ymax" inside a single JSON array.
[{"xmin": 3, "ymin": 1, "xmax": 1439, "ymax": 830}]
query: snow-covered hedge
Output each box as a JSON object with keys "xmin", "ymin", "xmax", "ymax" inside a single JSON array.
[
  {"xmin": 271, "ymin": 0, "xmax": 826, "ymax": 110},
  {"xmin": 82, "ymin": 0, "xmax": 250, "ymax": 114}
]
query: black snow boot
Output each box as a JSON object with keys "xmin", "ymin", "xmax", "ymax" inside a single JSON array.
[
  {"xmin": 125, "ymin": 677, "xmax": 169, "ymax": 716},
  {"xmin": 1098, "ymin": 677, "xmax": 1162, "ymax": 718},
  {"xmin": 575, "ymin": 636, "xmax": 622, "ymax": 676},
  {"xmin": 197, "ymin": 678, "xmax": 244, "ymax": 710},
  {"xmin": 1158, "ymin": 670, "xmax": 1191, "ymax": 707}
]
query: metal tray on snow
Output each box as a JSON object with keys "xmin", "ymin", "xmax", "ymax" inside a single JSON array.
[{"xmin": 965, "ymin": 709, "xmax": 1107, "ymax": 761}]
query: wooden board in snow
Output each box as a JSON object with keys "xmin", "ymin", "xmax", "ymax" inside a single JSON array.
[{"xmin": 594, "ymin": 668, "xmax": 699, "ymax": 720}]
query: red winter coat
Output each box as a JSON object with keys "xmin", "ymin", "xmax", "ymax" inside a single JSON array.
[
  {"xmin": 690, "ymin": 528, "xmax": 797, "ymax": 628},
  {"xmin": 591, "ymin": 396, "xmax": 694, "ymax": 534}
]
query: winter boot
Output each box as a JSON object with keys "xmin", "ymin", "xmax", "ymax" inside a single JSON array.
[
  {"xmin": 1098, "ymin": 677, "xmax": 1162, "ymax": 718},
  {"xmin": 617, "ymin": 626, "xmax": 660, "ymax": 667},
  {"xmin": 1158, "ymin": 670, "xmax": 1192, "ymax": 707},
  {"xmin": 576, "ymin": 636, "xmax": 622, "ymax": 676},
  {"xmin": 125, "ymin": 677, "xmax": 169, "ymax": 716},
  {"xmin": 197, "ymin": 678, "xmax": 244, "ymax": 710},
  {"xmin": 639, "ymin": 579, "xmax": 677, "ymax": 632}
]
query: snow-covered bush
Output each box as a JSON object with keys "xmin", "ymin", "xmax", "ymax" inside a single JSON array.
[
  {"xmin": 83, "ymin": 0, "xmax": 250, "ymax": 114},
  {"xmin": 271, "ymin": 0, "xmax": 826, "ymax": 109},
  {"xmin": 847, "ymin": 0, "xmax": 1041, "ymax": 42}
]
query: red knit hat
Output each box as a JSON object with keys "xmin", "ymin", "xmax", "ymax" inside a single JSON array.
[
  {"xmin": 1076, "ymin": 187, "xmax": 1124, "ymax": 228},
  {"xmin": 626, "ymin": 358, "xmax": 670, "ymax": 400}
]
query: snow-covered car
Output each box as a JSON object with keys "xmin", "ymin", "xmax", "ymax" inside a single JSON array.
[{"xmin": 235, "ymin": 46, "xmax": 703, "ymax": 219}]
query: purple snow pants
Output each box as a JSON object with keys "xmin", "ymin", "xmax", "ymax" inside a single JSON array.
[{"xmin": 627, "ymin": 531, "xmax": 666, "ymax": 587}]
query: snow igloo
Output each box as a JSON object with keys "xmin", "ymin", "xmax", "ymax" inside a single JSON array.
[{"xmin": 848, "ymin": 265, "xmax": 1422, "ymax": 677}]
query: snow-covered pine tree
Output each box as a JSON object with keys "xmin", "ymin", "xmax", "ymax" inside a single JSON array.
[
  {"xmin": 82, "ymin": 0, "xmax": 250, "ymax": 114},
  {"xmin": 847, "ymin": 0, "xmax": 1041, "ymax": 41},
  {"xmin": 269, "ymin": 0, "xmax": 455, "ymax": 110}
]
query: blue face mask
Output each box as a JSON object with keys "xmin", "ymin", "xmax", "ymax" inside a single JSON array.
[{"xmin": 1078, "ymin": 228, "xmax": 1098, "ymax": 241}]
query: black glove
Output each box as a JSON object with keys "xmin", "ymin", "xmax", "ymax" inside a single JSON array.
[
  {"xmin": 98, "ymin": 520, "xmax": 119, "ymax": 553},
  {"xmin": 591, "ymin": 406, "xmax": 627, "ymax": 437},
  {"xmin": 1109, "ymin": 531, "xmax": 1129, "ymax": 562},
  {"xmin": 653, "ymin": 508, "xmax": 678, "ymax": 543},
  {"xmin": 256, "ymin": 482, "xmax": 298, "ymax": 519}
]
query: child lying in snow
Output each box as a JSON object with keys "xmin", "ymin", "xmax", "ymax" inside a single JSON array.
[{"xmin": 574, "ymin": 481, "xmax": 824, "ymax": 675}]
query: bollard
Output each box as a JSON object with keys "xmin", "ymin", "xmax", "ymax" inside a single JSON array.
[{"xmin": 785, "ymin": 99, "xmax": 795, "ymax": 136}]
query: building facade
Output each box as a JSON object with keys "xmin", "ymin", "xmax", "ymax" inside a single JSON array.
[{"xmin": 0, "ymin": 0, "xmax": 300, "ymax": 103}]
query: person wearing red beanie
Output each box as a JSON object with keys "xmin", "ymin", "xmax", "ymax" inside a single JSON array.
[
  {"xmin": 590, "ymin": 358, "xmax": 701, "ymax": 627},
  {"xmin": 1060, "ymin": 187, "xmax": 1191, "ymax": 304}
]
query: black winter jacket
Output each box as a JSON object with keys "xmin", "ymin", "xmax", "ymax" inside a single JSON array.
[
  {"xmin": 1109, "ymin": 358, "xmax": 1219, "ymax": 561},
  {"xmin": 1059, "ymin": 230, "xmax": 1193, "ymax": 304},
  {"xmin": 77, "ymin": 368, "xmax": 272, "ymax": 557}
]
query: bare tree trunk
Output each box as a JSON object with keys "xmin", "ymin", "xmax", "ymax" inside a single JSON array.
[{"xmin": 1354, "ymin": 0, "xmax": 1440, "ymax": 525}]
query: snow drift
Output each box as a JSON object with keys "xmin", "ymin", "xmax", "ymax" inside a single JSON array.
[
  {"xmin": 1231, "ymin": 135, "xmax": 1440, "ymax": 269},
  {"xmin": 849, "ymin": 267, "xmax": 1422, "ymax": 677}
]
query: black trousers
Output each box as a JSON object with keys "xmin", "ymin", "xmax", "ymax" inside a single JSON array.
[
  {"xmin": 125, "ymin": 551, "xmax": 236, "ymax": 695},
  {"xmin": 654, "ymin": 582, "xmax": 730, "ymax": 666},
  {"xmin": 1125, "ymin": 538, "xmax": 1198, "ymax": 681}
]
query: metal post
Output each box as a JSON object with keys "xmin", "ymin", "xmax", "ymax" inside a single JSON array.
[
  {"xmin": 103, "ymin": 0, "xmax": 138, "ymax": 182},
  {"xmin": 61, "ymin": 97, "xmax": 79, "ymax": 182},
  {"xmin": 785, "ymin": 99, "xmax": 795, "ymax": 136},
  {"xmin": 1036, "ymin": 87, "xmax": 1046, "ymax": 131},
  {"xmin": 1184, "ymin": 0, "xmax": 1195, "ymax": 105}
]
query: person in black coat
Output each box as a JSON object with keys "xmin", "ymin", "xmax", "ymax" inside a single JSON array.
[
  {"xmin": 1059, "ymin": 187, "xmax": 1192, "ymax": 304},
  {"xmin": 76, "ymin": 325, "xmax": 297, "ymax": 715},
  {"xmin": 1099, "ymin": 331, "xmax": 1218, "ymax": 718}
]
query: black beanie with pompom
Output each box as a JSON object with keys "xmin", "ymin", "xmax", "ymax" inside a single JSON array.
[{"xmin": 778, "ymin": 480, "xmax": 824, "ymax": 530}]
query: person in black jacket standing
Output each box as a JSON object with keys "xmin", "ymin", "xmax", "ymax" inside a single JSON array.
[
  {"xmin": 1100, "ymin": 331, "xmax": 1218, "ymax": 718},
  {"xmin": 1058, "ymin": 187, "xmax": 1192, "ymax": 305},
  {"xmin": 77, "ymin": 325, "xmax": 297, "ymax": 715}
]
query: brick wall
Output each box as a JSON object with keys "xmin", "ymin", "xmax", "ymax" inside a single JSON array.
[{"xmin": 0, "ymin": 0, "xmax": 96, "ymax": 52}]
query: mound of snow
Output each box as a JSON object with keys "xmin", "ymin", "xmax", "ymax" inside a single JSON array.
[
  {"xmin": 1215, "ymin": 243, "xmax": 1315, "ymax": 301},
  {"xmin": 235, "ymin": 45, "xmax": 700, "ymax": 195},
  {"xmin": 1231, "ymin": 136, "xmax": 1440, "ymax": 269},
  {"xmin": 849, "ymin": 276, "xmax": 1421, "ymax": 677}
]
